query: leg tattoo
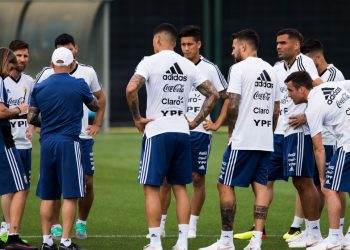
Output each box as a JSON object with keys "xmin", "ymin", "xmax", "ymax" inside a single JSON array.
[
  {"xmin": 220, "ymin": 203, "xmax": 236, "ymax": 231},
  {"xmin": 254, "ymin": 205, "xmax": 269, "ymax": 220}
]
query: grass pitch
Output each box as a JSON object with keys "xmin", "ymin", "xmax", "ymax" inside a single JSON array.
[{"xmin": 13, "ymin": 129, "xmax": 348, "ymax": 249}]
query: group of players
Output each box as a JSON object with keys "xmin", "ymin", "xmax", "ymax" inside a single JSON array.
[
  {"xmin": 0, "ymin": 34, "xmax": 106, "ymax": 250},
  {"xmin": 126, "ymin": 23, "xmax": 350, "ymax": 250}
]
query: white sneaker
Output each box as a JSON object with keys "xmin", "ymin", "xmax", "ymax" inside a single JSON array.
[
  {"xmin": 172, "ymin": 244, "xmax": 187, "ymax": 250},
  {"xmin": 286, "ymin": 230, "xmax": 307, "ymax": 243},
  {"xmin": 198, "ymin": 241, "xmax": 235, "ymax": 250},
  {"xmin": 146, "ymin": 229, "xmax": 166, "ymax": 239},
  {"xmin": 243, "ymin": 238, "xmax": 261, "ymax": 250},
  {"xmin": 288, "ymin": 234, "xmax": 322, "ymax": 248},
  {"xmin": 342, "ymin": 236, "xmax": 350, "ymax": 250},
  {"xmin": 306, "ymin": 237, "xmax": 341, "ymax": 250},
  {"xmin": 188, "ymin": 228, "xmax": 196, "ymax": 239},
  {"xmin": 143, "ymin": 244, "xmax": 163, "ymax": 250}
]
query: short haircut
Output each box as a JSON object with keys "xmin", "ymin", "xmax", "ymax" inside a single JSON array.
[
  {"xmin": 301, "ymin": 39, "xmax": 324, "ymax": 54},
  {"xmin": 231, "ymin": 29, "xmax": 259, "ymax": 50},
  {"xmin": 153, "ymin": 23, "xmax": 178, "ymax": 42},
  {"xmin": 276, "ymin": 28, "xmax": 303, "ymax": 43},
  {"xmin": 9, "ymin": 40, "xmax": 29, "ymax": 52},
  {"xmin": 285, "ymin": 71, "xmax": 313, "ymax": 90},
  {"xmin": 178, "ymin": 25, "xmax": 201, "ymax": 41},
  {"xmin": 55, "ymin": 33, "xmax": 75, "ymax": 47},
  {"xmin": 0, "ymin": 47, "xmax": 17, "ymax": 77}
]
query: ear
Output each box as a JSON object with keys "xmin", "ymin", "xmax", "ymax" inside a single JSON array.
[
  {"xmin": 75, "ymin": 44, "xmax": 79, "ymax": 53},
  {"xmin": 197, "ymin": 40, "xmax": 202, "ymax": 49}
]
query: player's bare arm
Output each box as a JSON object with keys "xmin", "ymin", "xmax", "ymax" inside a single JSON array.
[
  {"xmin": 126, "ymin": 74, "xmax": 153, "ymax": 133},
  {"xmin": 86, "ymin": 89, "xmax": 106, "ymax": 136},
  {"xmin": 86, "ymin": 98, "xmax": 100, "ymax": 112},
  {"xmin": 0, "ymin": 102, "xmax": 28, "ymax": 119},
  {"xmin": 203, "ymin": 90, "xmax": 229, "ymax": 131},
  {"xmin": 288, "ymin": 114, "xmax": 306, "ymax": 128},
  {"xmin": 272, "ymin": 101, "xmax": 280, "ymax": 131},
  {"xmin": 227, "ymin": 93, "xmax": 241, "ymax": 137},
  {"xmin": 27, "ymin": 107, "xmax": 41, "ymax": 127},
  {"xmin": 312, "ymin": 77, "xmax": 323, "ymax": 87},
  {"xmin": 311, "ymin": 132, "xmax": 326, "ymax": 186},
  {"xmin": 190, "ymin": 80, "xmax": 219, "ymax": 130}
]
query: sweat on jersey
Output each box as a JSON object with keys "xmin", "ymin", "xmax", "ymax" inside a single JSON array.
[
  {"xmin": 4, "ymin": 73, "xmax": 34, "ymax": 149},
  {"xmin": 306, "ymin": 81, "xmax": 350, "ymax": 152},
  {"xmin": 35, "ymin": 62, "xmax": 101, "ymax": 139},
  {"xmin": 227, "ymin": 56, "xmax": 279, "ymax": 152},
  {"xmin": 187, "ymin": 56, "xmax": 227, "ymax": 134},
  {"xmin": 30, "ymin": 73, "xmax": 94, "ymax": 140},
  {"xmin": 319, "ymin": 64, "xmax": 345, "ymax": 146},
  {"xmin": 274, "ymin": 53, "xmax": 319, "ymax": 136},
  {"xmin": 134, "ymin": 50, "xmax": 207, "ymax": 138}
]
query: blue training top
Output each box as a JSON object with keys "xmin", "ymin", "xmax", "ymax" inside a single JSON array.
[{"xmin": 30, "ymin": 73, "xmax": 94, "ymax": 140}]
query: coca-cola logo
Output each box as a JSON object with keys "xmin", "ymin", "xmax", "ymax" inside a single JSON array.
[
  {"xmin": 253, "ymin": 91, "xmax": 271, "ymax": 101},
  {"xmin": 8, "ymin": 97, "xmax": 25, "ymax": 106},
  {"xmin": 163, "ymin": 84, "xmax": 184, "ymax": 93}
]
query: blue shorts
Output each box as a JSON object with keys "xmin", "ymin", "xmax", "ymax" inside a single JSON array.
[
  {"xmin": 313, "ymin": 145, "xmax": 336, "ymax": 186},
  {"xmin": 218, "ymin": 146, "xmax": 270, "ymax": 187},
  {"xmin": 190, "ymin": 132, "xmax": 212, "ymax": 174},
  {"xmin": 36, "ymin": 138, "xmax": 85, "ymax": 200},
  {"xmin": 268, "ymin": 134, "xmax": 287, "ymax": 181},
  {"xmin": 0, "ymin": 146, "xmax": 29, "ymax": 195},
  {"xmin": 324, "ymin": 147, "xmax": 350, "ymax": 192},
  {"xmin": 80, "ymin": 139, "xmax": 95, "ymax": 175},
  {"xmin": 18, "ymin": 148, "xmax": 32, "ymax": 186},
  {"xmin": 284, "ymin": 133, "xmax": 315, "ymax": 177},
  {"xmin": 138, "ymin": 133, "xmax": 192, "ymax": 186}
]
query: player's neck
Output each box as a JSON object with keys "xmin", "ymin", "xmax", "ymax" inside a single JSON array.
[
  {"xmin": 191, "ymin": 54, "xmax": 201, "ymax": 65},
  {"xmin": 317, "ymin": 60, "xmax": 328, "ymax": 75},
  {"xmin": 10, "ymin": 70, "xmax": 21, "ymax": 81}
]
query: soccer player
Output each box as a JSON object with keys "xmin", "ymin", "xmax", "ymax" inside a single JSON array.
[
  {"xmin": 285, "ymin": 71, "xmax": 350, "ymax": 250},
  {"xmin": 36, "ymin": 33, "xmax": 106, "ymax": 240},
  {"xmin": 0, "ymin": 47, "xmax": 37, "ymax": 250},
  {"xmin": 1, "ymin": 40, "xmax": 34, "ymax": 243},
  {"xmin": 126, "ymin": 23, "xmax": 218, "ymax": 250},
  {"xmin": 199, "ymin": 29, "xmax": 280, "ymax": 250},
  {"xmin": 28, "ymin": 47, "xmax": 99, "ymax": 250},
  {"xmin": 156, "ymin": 25, "xmax": 229, "ymax": 239}
]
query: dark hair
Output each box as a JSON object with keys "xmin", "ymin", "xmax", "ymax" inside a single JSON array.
[
  {"xmin": 0, "ymin": 47, "xmax": 17, "ymax": 77},
  {"xmin": 231, "ymin": 29, "xmax": 259, "ymax": 50},
  {"xmin": 276, "ymin": 28, "xmax": 303, "ymax": 43},
  {"xmin": 55, "ymin": 33, "xmax": 75, "ymax": 47},
  {"xmin": 9, "ymin": 40, "xmax": 29, "ymax": 51},
  {"xmin": 285, "ymin": 71, "xmax": 313, "ymax": 90},
  {"xmin": 301, "ymin": 39, "xmax": 324, "ymax": 54},
  {"xmin": 178, "ymin": 25, "xmax": 201, "ymax": 41},
  {"xmin": 153, "ymin": 23, "xmax": 178, "ymax": 42}
]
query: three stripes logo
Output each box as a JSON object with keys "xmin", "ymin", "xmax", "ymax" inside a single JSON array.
[
  {"xmin": 321, "ymin": 87, "xmax": 341, "ymax": 105},
  {"xmin": 254, "ymin": 70, "xmax": 273, "ymax": 88},
  {"xmin": 163, "ymin": 62, "xmax": 188, "ymax": 81}
]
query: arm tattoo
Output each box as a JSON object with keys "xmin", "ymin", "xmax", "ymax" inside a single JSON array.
[
  {"xmin": 194, "ymin": 80, "xmax": 219, "ymax": 126},
  {"xmin": 87, "ymin": 98, "xmax": 99, "ymax": 112},
  {"xmin": 273, "ymin": 101, "xmax": 280, "ymax": 131},
  {"xmin": 219, "ymin": 90, "xmax": 228, "ymax": 100},
  {"xmin": 126, "ymin": 74, "xmax": 146, "ymax": 120},
  {"xmin": 27, "ymin": 107, "xmax": 41, "ymax": 127},
  {"xmin": 254, "ymin": 205, "xmax": 269, "ymax": 220},
  {"xmin": 220, "ymin": 203, "xmax": 236, "ymax": 231},
  {"xmin": 227, "ymin": 93, "xmax": 241, "ymax": 135}
]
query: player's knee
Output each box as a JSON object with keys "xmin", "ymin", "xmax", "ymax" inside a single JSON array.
[
  {"xmin": 192, "ymin": 173, "xmax": 205, "ymax": 189},
  {"xmin": 85, "ymin": 175, "xmax": 93, "ymax": 187}
]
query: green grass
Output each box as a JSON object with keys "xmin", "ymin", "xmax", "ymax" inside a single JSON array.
[{"xmin": 10, "ymin": 130, "xmax": 350, "ymax": 249}]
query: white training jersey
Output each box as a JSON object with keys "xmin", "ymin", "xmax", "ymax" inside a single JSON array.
[
  {"xmin": 135, "ymin": 50, "xmax": 207, "ymax": 138},
  {"xmin": 306, "ymin": 81, "xmax": 350, "ymax": 152},
  {"xmin": 273, "ymin": 61, "xmax": 287, "ymax": 135},
  {"xmin": 187, "ymin": 56, "xmax": 227, "ymax": 134},
  {"xmin": 227, "ymin": 57, "xmax": 279, "ymax": 151},
  {"xmin": 319, "ymin": 64, "xmax": 345, "ymax": 145},
  {"xmin": 276, "ymin": 53, "xmax": 319, "ymax": 137},
  {"xmin": 4, "ymin": 73, "xmax": 34, "ymax": 149},
  {"xmin": 35, "ymin": 62, "xmax": 101, "ymax": 139}
]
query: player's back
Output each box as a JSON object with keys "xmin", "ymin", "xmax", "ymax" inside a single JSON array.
[
  {"xmin": 228, "ymin": 57, "xmax": 278, "ymax": 151},
  {"xmin": 135, "ymin": 50, "xmax": 205, "ymax": 138},
  {"xmin": 31, "ymin": 73, "xmax": 90, "ymax": 140}
]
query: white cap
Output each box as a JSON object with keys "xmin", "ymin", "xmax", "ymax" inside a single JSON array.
[{"xmin": 51, "ymin": 47, "xmax": 74, "ymax": 66}]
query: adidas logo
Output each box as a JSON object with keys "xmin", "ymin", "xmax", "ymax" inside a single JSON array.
[
  {"xmin": 150, "ymin": 233, "xmax": 157, "ymax": 238},
  {"xmin": 6, "ymin": 89, "xmax": 10, "ymax": 94},
  {"xmin": 322, "ymin": 87, "xmax": 341, "ymax": 105},
  {"xmin": 254, "ymin": 70, "xmax": 273, "ymax": 88},
  {"xmin": 312, "ymin": 226, "xmax": 319, "ymax": 229},
  {"xmin": 163, "ymin": 62, "xmax": 187, "ymax": 81},
  {"xmin": 289, "ymin": 167, "xmax": 294, "ymax": 172},
  {"xmin": 198, "ymin": 165, "xmax": 205, "ymax": 170}
]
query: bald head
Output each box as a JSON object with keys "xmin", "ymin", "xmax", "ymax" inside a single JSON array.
[{"xmin": 152, "ymin": 23, "xmax": 178, "ymax": 53}]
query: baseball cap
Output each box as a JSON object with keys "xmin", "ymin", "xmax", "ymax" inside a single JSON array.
[{"xmin": 51, "ymin": 47, "xmax": 73, "ymax": 66}]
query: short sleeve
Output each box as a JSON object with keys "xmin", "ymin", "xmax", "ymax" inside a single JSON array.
[
  {"xmin": 305, "ymin": 92, "xmax": 324, "ymax": 137},
  {"xmin": 80, "ymin": 80, "xmax": 94, "ymax": 105},
  {"xmin": 227, "ymin": 64, "xmax": 243, "ymax": 95},
  {"xmin": 135, "ymin": 57, "xmax": 151, "ymax": 80},
  {"xmin": 303, "ymin": 58, "xmax": 320, "ymax": 81},
  {"xmin": 209, "ymin": 64, "xmax": 228, "ymax": 92},
  {"xmin": 193, "ymin": 66, "xmax": 208, "ymax": 88},
  {"xmin": 89, "ymin": 68, "xmax": 102, "ymax": 93},
  {"xmin": 35, "ymin": 67, "xmax": 52, "ymax": 83}
]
